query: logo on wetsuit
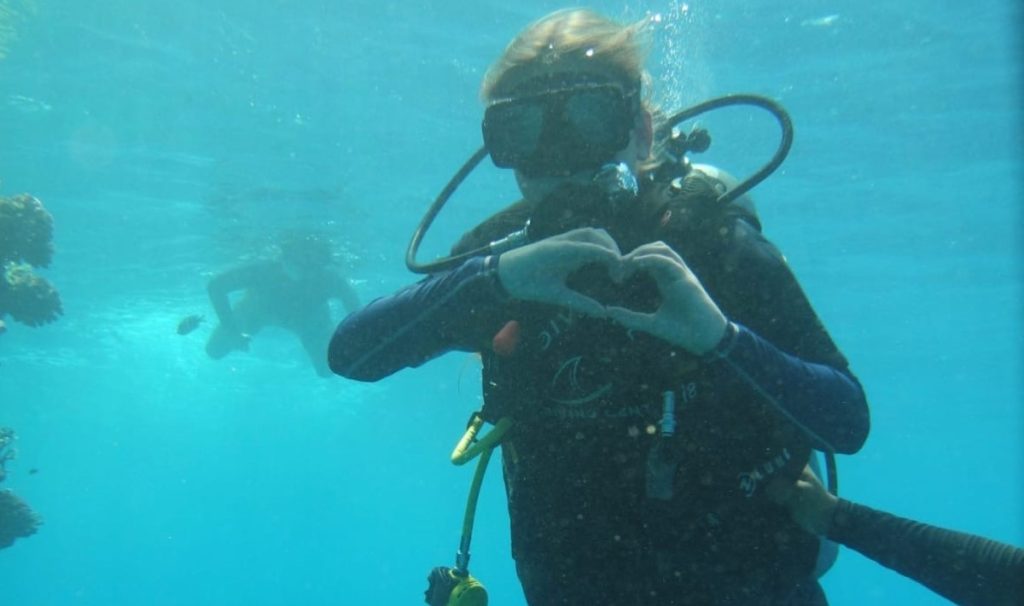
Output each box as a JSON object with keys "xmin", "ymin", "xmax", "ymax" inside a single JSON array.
[
  {"xmin": 534, "ymin": 311, "xmax": 694, "ymax": 421},
  {"xmin": 737, "ymin": 448, "xmax": 792, "ymax": 497}
]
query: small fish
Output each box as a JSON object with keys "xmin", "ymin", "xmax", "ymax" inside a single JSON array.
[
  {"xmin": 28, "ymin": 468, "xmax": 38, "ymax": 475},
  {"xmin": 176, "ymin": 314, "xmax": 204, "ymax": 335}
]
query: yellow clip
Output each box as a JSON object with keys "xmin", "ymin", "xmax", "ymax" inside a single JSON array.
[{"xmin": 451, "ymin": 414, "xmax": 513, "ymax": 466}]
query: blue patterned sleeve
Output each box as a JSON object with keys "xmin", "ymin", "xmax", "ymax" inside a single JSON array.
[
  {"xmin": 705, "ymin": 321, "xmax": 870, "ymax": 454},
  {"xmin": 328, "ymin": 256, "xmax": 506, "ymax": 381}
]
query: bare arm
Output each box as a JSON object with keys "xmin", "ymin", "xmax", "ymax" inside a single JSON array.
[{"xmin": 207, "ymin": 262, "xmax": 268, "ymax": 329}]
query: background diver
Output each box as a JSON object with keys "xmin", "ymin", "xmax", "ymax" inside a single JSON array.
[{"xmin": 206, "ymin": 232, "xmax": 360, "ymax": 377}]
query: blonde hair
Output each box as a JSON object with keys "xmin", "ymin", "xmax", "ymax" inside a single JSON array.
[
  {"xmin": 481, "ymin": 9, "xmax": 671, "ymax": 170},
  {"xmin": 481, "ymin": 9, "xmax": 652, "ymax": 102}
]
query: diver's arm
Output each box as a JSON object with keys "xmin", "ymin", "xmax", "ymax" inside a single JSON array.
[
  {"xmin": 829, "ymin": 500, "xmax": 1024, "ymax": 605},
  {"xmin": 705, "ymin": 323, "xmax": 869, "ymax": 454},
  {"xmin": 206, "ymin": 263, "xmax": 265, "ymax": 329},
  {"xmin": 711, "ymin": 218, "xmax": 869, "ymax": 454},
  {"xmin": 771, "ymin": 466, "xmax": 1024, "ymax": 605},
  {"xmin": 604, "ymin": 238, "xmax": 868, "ymax": 454},
  {"xmin": 328, "ymin": 256, "xmax": 506, "ymax": 381}
]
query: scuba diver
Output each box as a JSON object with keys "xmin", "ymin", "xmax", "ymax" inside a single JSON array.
[
  {"xmin": 206, "ymin": 232, "xmax": 360, "ymax": 377},
  {"xmin": 329, "ymin": 8, "xmax": 869, "ymax": 606},
  {"xmin": 770, "ymin": 466, "xmax": 1024, "ymax": 606}
]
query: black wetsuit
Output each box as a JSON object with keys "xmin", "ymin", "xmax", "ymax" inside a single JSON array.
[
  {"xmin": 829, "ymin": 499, "xmax": 1024, "ymax": 606},
  {"xmin": 330, "ymin": 168, "xmax": 870, "ymax": 605}
]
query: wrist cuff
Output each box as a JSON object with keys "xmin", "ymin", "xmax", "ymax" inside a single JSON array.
[
  {"xmin": 702, "ymin": 320, "xmax": 739, "ymax": 361},
  {"xmin": 483, "ymin": 255, "xmax": 510, "ymax": 300}
]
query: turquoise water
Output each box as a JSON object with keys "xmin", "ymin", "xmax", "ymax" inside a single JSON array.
[{"xmin": 1, "ymin": 0, "xmax": 1021, "ymax": 604}]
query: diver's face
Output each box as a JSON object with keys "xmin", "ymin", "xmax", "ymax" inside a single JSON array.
[{"xmin": 482, "ymin": 66, "xmax": 652, "ymax": 203}]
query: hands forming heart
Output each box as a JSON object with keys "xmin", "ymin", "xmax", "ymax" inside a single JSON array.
[{"xmin": 497, "ymin": 228, "xmax": 728, "ymax": 355}]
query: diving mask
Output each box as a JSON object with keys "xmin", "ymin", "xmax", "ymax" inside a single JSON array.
[{"xmin": 482, "ymin": 80, "xmax": 639, "ymax": 178}]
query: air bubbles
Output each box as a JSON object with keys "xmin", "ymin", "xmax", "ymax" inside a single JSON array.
[{"xmin": 649, "ymin": 0, "xmax": 712, "ymax": 112}]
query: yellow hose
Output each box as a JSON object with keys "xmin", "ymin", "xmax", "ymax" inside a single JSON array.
[
  {"xmin": 450, "ymin": 415, "xmax": 512, "ymax": 466},
  {"xmin": 449, "ymin": 414, "xmax": 514, "ymax": 573}
]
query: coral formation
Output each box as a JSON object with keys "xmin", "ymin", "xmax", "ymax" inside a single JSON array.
[
  {"xmin": 2, "ymin": 262, "xmax": 62, "ymax": 325},
  {"xmin": 0, "ymin": 192, "xmax": 62, "ymax": 329},
  {"xmin": 0, "ymin": 426, "xmax": 13, "ymax": 483},
  {"xmin": 0, "ymin": 427, "xmax": 42, "ymax": 549},
  {"xmin": 0, "ymin": 193, "xmax": 53, "ymax": 267},
  {"xmin": 0, "ymin": 489, "xmax": 40, "ymax": 548}
]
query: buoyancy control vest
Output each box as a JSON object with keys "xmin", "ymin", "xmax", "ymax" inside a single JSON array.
[{"xmin": 450, "ymin": 162, "xmax": 844, "ymax": 592}]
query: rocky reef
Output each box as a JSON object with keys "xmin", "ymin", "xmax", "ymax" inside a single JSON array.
[
  {"xmin": 0, "ymin": 427, "xmax": 42, "ymax": 549},
  {"xmin": 0, "ymin": 193, "xmax": 62, "ymax": 329}
]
